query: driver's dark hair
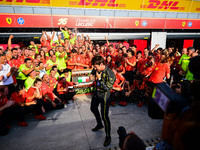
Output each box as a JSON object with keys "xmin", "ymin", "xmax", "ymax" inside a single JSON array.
[{"xmin": 91, "ymin": 55, "xmax": 105, "ymax": 66}]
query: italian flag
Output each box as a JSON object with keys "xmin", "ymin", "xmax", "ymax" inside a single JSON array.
[{"xmin": 78, "ymin": 76, "xmax": 90, "ymax": 83}]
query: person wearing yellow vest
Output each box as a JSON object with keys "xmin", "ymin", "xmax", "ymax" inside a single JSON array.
[
  {"xmin": 45, "ymin": 55, "xmax": 58, "ymax": 75},
  {"xmin": 55, "ymin": 46, "xmax": 68, "ymax": 72},
  {"xmin": 16, "ymin": 58, "xmax": 35, "ymax": 86},
  {"xmin": 69, "ymin": 28, "xmax": 77, "ymax": 45},
  {"xmin": 24, "ymin": 70, "xmax": 37, "ymax": 91},
  {"xmin": 60, "ymin": 26, "xmax": 70, "ymax": 40},
  {"xmin": 29, "ymin": 41, "xmax": 39, "ymax": 54},
  {"xmin": 53, "ymin": 34, "xmax": 64, "ymax": 46}
]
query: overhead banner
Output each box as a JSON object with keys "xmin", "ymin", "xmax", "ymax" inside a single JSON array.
[
  {"xmin": 53, "ymin": 15, "xmax": 200, "ymax": 29},
  {"xmin": 0, "ymin": 14, "xmax": 200, "ymax": 29},
  {"xmin": 0, "ymin": 14, "xmax": 52, "ymax": 27},
  {"xmin": 0, "ymin": 0, "xmax": 200, "ymax": 13}
]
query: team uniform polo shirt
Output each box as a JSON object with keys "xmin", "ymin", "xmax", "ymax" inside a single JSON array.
[
  {"xmin": 141, "ymin": 65, "xmax": 156, "ymax": 77},
  {"xmin": 60, "ymin": 72, "xmax": 71, "ymax": 82},
  {"xmin": 149, "ymin": 63, "xmax": 170, "ymax": 84},
  {"xmin": 178, "ymin": 54, "xmax": 190, "ymax": 72},
  {"xmin": 61, "ymin": 30, "xmax": 69, "ymax": 40},
  {"xmin": 53, "ymin": 39, "xmax": 65, "ymax": 46},
  {"xmin": 26, "ymin": 87, "xmax": 42, "ymax": 102},
  {"xmin": 67, "ymin": 56, "xmax": 78, "ymax": 70},
  {"xmin": 24, "ymin": 77, "xmax": 35, "ymax": 91},
  {"xmin": 46, "ymin": 59, "xmax": 59, "ymax": 74},
  {"xmin": 112, "ymin": 73, "xmax": 124, "ymax": 92},
  {"xmin": 154, "ymin": 52, "xmax": 161, "ymax": 63},
  {"xmin": 138, "ymin": 58, "xmax": 149, "ymax": 74},
  {"xmin": 69, "ymin": 36, "xmax": 77, "ymax": 45},
  {"xmin": 85, "ymin": 57, "xmax": 91, "ymax": 68},
  {"xmin": 41, "ymin": 82, "xmax": 55, "ymax": 101},
  {"xmin": 55, "ymin": 51, "xmax": 67, "ymax": 70},
  {"xmin": 76, "ymin": 55, "xmax": 85, "ymax": 70},
  {"xmin": 9, "ymin": 58, "xmax": 22, "ymax": 68},
  {"xmin": 16, "ymin": 64, "xmax": 31, "ymax": 80},
  {"xmin": 49, "ymin": 76, "xmax": 57, "ymax": 91},
  {"xmin": 29, "ymin": 45, "xmax": 39, "ymax": 54},
  {"xmin": 116, "ymin": 65, "xmax": 125, "ymax": 74},
  {"xmin": 41, "ymin": 40, "xmax": 51, "ymax": 50},
  {"xmin": 125, "ymin": 56, "xmax": 136, "ymax": 71},
  {"xmin": 11, "ymin": 92, "xmax": 25, "ymax": 104}
]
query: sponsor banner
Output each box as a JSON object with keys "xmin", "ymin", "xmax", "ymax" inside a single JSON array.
[
  {"xmin": 0, "ymin": 14, "xmax": 200, "ymax": 29},
  {"xmin": 0, "ymin": 14, "xmax": 52, "ymax": 27},
  {"xmin": 74, "ymin": 86, "xmax": 96, "ymax": 95},
  {"xmin": 53, "ymin": 15, "xmax": 200, "ymax": 29},
  {"xmin": 0, "ymin": 0, "xmax": 200, "ymax": 13},
  {"xmin": 55, "ymin": 16, "xmax": 114, "ymax": 28}
]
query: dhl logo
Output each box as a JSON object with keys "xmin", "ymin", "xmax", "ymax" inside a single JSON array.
[
  {"xmin": 0, "ymin": 0, "xmax": 50, "ymax": 4},
  {"xmin": 141, "ymin": 0, "xmax": 184, "ymax": 10},
  {"xmin": 69, "ymin": 0, "xmax": 126, "ymax": 8}
]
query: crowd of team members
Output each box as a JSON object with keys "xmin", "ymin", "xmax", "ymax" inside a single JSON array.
[{"xmin": 0, "ymin": 27, "xmax": 199, "ymax": 136}]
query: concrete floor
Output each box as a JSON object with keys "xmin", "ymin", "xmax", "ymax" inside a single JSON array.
[{"xmin": 0, "ymin": 94, "xmax": 163, "ymax": 150}]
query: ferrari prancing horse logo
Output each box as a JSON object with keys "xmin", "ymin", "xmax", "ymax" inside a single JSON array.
[{"xmin": 6, "ymin": 18, "xmax": 12, "ymax": 25}]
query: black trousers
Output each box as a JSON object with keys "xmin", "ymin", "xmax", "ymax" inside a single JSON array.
[
  {"xmin": 124, "ymin": 71, "xmax": 135, "ymax": 85},
  {"xmin": 58, "ymin": 92, "xmax": 76, "ymax": 103},
  {"xmin": 90, "ymin": 91, "xmax": 111, "ymax": 136},
  {"xmin": 6, "ymin": 84, "xmax": 15, "ymax": 99},
  {"xmin": 19, "ymin": 99, "xmax": 44, "ymax": 121},
  {"xmin": 0, "ymin": 106, "xmax": 21, "ymax": 136},
  {"xmin": 110, "ymin": 90, "xmax": 125, "ymax": 102},
  {"xmin": 42, "ymin": 99, "xmax": 64, "ymax": 110}
]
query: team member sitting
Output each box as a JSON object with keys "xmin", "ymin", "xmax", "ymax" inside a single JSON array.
[
  {"xmin": 41, "ymin": 74, "xmax": 64, "ymax": 110},
  {"xmin": 57, "ymin": 77, "xmax": 77, "ymax": 104}
]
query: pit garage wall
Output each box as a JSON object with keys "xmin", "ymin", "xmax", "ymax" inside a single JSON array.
[{"xmin": 0, "ymin": 0, "xmax": 200, "ymax": 49}]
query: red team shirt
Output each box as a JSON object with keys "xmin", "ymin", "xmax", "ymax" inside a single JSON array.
[
  {"xmin": 26, "ymin": 87, "xmax": 43, "ymax": 102},
  {"xmin": 112, "ymin": 73, "xmax": 125, "ymax": 91},
  {"xmin": 149, "ymin": 63, "xmax": 170, "ymax": 83},
  {"xmin": 41, "ymin": 82, "xmax": 55, "ymax": 101},
  {"xmin": 49, "ymin": 76, "xmax": 57, "ymax": 91},
  {"xmin": 125, "ymin": 56, "xmax": 136, "ymax": 71},
  {"xmin": 11, "ymin": 92, "xmax": 25, "ymax": 103}
]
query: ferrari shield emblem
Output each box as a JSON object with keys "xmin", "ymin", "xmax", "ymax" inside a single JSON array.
[{"xmin": 6, "ymin": 18, "xmax": 12, "ymax": 25}]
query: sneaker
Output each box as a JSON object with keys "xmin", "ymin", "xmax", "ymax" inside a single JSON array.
[
  {"xmin": 104, "ymin": 135, "xmax": 111, "ymax": 147},
  {"xmin": 92, "ymin": 124, "xmax": 104, "ymax": 131},
  {"xmin": 122, "ymin": 101, "xmax": 127, "ymax": 106},
  {"xmin": 119, "ymin": 101, "xmax": 123, "ymax": 105},
  {"xmin": 17, "ymin": 121, "xmax": 28, "ymax": 127},
  {"xmin": 35, "ymin": 114, "xmax": 46, "ymax": 120},
  {"xmin": 137, "ymin": 102, "xmax": 144, "ymax": 107}
]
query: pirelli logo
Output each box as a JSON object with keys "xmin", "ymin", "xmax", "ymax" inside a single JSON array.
[{"xmin": 69, "ymin": 0, "xmax": 126, "ymax": 8}]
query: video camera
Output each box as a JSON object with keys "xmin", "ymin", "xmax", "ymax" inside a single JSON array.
[{"xmin": 148, "ymin": 82, "xmax": 188, "ymax": 119}]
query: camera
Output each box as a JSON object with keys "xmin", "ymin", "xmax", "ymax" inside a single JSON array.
[{"xmin": 117, "ymin": 126, "xmax": 129, "ymax": 148}]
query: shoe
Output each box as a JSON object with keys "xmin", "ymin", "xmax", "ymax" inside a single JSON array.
[
  {"xmin": 104, "ymin": 135, "xmax": 111, "ymax": 147},
  {"xmin": 137, "ymin": 102, "xmax": 144, "ymax": 107},
  {"xmin": 35, "ymin": 114, "xmax": 46, "ymax": 120},
  {"xmin": 92, "ymin": 125, "xmax": 104, "ymax": 131},
  {"xmin": 17, "ymin": 121, "xmax": 28, "ymax": 127},
  {"xmin": 122, "ymin": 101, "xmax": 127, "ymax": 106},
  {"xmin": 119, "ymin": 101, "xmax": 123, "ymax": 105}
]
